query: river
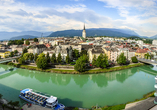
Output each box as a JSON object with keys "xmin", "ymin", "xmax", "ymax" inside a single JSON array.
[{"xmin": 0, "ymin": 64, "xmax": 156, "ymax": 108}]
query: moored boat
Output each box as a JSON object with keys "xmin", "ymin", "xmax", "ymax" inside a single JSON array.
[{"xmin": 19, "ymin": 88, "xmax": 65, "ymax": 110}]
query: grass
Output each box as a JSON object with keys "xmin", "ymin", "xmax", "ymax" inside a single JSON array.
[{"xmin": 92, "ymin": 91, "xmax": 155, "ymax": 110}]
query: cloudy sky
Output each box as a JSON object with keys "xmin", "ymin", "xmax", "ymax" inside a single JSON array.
[{"xmin": 0, "ymin": 0, "xmax": 157, "ymax": 37}]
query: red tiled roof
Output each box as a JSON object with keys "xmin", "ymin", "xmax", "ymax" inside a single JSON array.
[{"xmin": 136, "ymin": 48, "xmax": 147, "ymax": 53}]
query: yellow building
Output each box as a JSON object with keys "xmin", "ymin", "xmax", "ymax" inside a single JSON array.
[
  {"xmin": 0, "ymin": 50, "xmax": 10, "ymax": 58},
  {"xmin": 88, "ymin": 48, "xmax": 104, "ymax": 63},
  {"xmin": 102, "ymin": 47, "xmax": 111, "ymax": 60},
  {"xmin": 135, "ymin": 49, "xmax": 147, "ymax": 58}
]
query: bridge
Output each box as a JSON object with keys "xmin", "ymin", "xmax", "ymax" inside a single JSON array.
[
  {"xmin": 138, "ymin": 58, "xmax": 157, "ymax": 65},
  {"xmin": 0, "ymin": 56, "xmax": 20, "ymax": 63}
]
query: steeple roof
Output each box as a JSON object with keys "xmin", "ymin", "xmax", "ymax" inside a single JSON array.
[{"xmin": 83, "ymin": 23, "xmax": 85, "ymax": 30}]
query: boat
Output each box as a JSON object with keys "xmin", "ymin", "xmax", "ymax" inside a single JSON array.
[{"xmin": 19, "ymin": 88, "xmax": 65, "ymax": 110}]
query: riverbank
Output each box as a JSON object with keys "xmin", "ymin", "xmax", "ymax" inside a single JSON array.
[
  {"xmin": 91, "ymin": 91, "xmax": 155, "ymax": 110},
  {"xmin": 6, "ymin": 62, "xmax": 144, "ymax": 74}
]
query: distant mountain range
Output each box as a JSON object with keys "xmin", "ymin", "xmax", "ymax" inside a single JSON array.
[
  {"xmin": 0, "ymin": 31, "xmax": 52, "ymax": 40},
  {"xmin": 48, "ymin": 28, "xmax": 140, "ymax": 38},
  {"xmin": 1, "ymin": 28, "xmax": 157, "ymax": 40},
  {"xmin": 10, "ymin": 35, "xmax": 39, "ymax": 40}
]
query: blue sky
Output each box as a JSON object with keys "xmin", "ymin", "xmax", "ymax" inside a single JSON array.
[{"xmin": 0, "ymin": 0, "xmax": 157, "ymax": 37}]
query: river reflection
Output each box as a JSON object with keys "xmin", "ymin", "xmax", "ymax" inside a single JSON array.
[{"xmin": 0, "ymin": 64, "xmax": 156, "ymax": 108}]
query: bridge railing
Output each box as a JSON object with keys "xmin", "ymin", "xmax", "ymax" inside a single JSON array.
[{"xmin": 138, "ymin": 58, "xmax": 157, "ymax": 64}]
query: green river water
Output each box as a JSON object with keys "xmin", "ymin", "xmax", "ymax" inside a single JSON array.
[{"xmin": 0, "ymin": 64, "xmax": 156, "ymax": 108}]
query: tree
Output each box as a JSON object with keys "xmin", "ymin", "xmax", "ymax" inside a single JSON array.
[
  {"xmin": 0, "ymin": 56, "xmax": 1, "ymax": 59},
  {"xmin": 82, "ymin": 54, "xmax": 89, "ymax": 63},
  {"xmin": 74, "ymin": 56, "xmax": 86, "ymax": 72},
  {"xmin": 80, "ymin": 50, "xmax": 87, "ymax": 56},
  {"xmin": 34, "ymin": 38, "xmax": 38, "ymax": 42},
  {"xmin": 22, "ymin": 48, "xmax": 28, "ymax": 56},
  {"xmin": 18, "ymin": 57, "xmax": 25, "ymax": 64},
  {"xmin": 8, "ymin": 101, "xmax": 19, "ymax": 109},
  {"xmin": 92, "ymin": 55, "xmax": 97, "ymax": 67},
  {"xmin": 25, "ymin": 40, "xmax": 30, "ymax": 45},
  {"xmin": 51, "ymin": 53, "xmax": 56, "ymax": 63},
  {"xmin": 23, "ymin": 53, "xmax": 30, "ymax": 61},
  {"xmin": 96, "ymin": 53, "xmax": 108, "ymax": 68},
  {"xmin": 131, "ymin": 56, "xmax": 138, "ymax": 63},
  {"xmin": 0, "ymin": 94, "xmax": 2, "ymax": 99},
  {"xmin": 66, "ymin": 54, "xmax": 71, "ymax": 64},
  {"xmin": 73, "ymin": 49, "xmax": 79, "ymax": 59},
  {"xmin": 34, "ymin": 53, "xmax": 38, "ymax": 62},
  {"xmin": 57, "ymin": 53, "xmax": 62, "ymax": 63},
  {"xmin": 10, "ymin": 52, "xmax": 14, "ymax": 57},
  {"xmin": 37, "ymin": 57, "xmax": 48, "ymax": 69},
  {"xmin": 144, "ymin": 53, "xmax": 150, "ymax": 59},
  {"xmin": 36, "ymin": 53, "xmax": 45, "ymax": 63},
  {"xmin": 14, "ymin": 50, "xmax": 18, "ymax": 55},
  {"xmin": 29, "ymin": 53, "xmax": 34, "ymax": 62},
  {"xmin": 46, "ymin": 52, "xmax": 50, "ymax": 63},
  {"xmin": 117, "ymin": 53, "xmax": 127, "ymax": 65}
]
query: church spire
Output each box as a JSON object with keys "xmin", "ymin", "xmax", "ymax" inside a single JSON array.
[{"xmin": 83, "ymin": 23, "xmax": 85, "ymax": 30}]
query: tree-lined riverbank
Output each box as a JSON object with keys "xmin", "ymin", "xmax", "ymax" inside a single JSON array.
[{"xmin": 7, "ymin": 62, "xmax": 144, "ymax": 74}]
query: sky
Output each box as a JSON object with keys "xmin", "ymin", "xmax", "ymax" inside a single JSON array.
[{"xmin": 0, "ymin": 0, "xmax": 157, "ymax": 37}]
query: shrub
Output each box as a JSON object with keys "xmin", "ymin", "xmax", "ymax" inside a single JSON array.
[{"xmin": 131, "ymin": 56, "xmax": 138, "ymax": 63}]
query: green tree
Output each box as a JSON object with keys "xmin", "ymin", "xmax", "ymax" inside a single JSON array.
[
  {"xmin": 34, "ymin": 53, "xmax": 38, "ymax": 62},
  {"xmin": 82, "ymin": 54, "xmax": 89, "ymax": 63},
  {"xmin": 46, "ymin": 52, "xmax": 50, "ymax": 63},
  {"xmin": 14, "ymin": 50, "xmax": 18, "ymax": 55},
  {"xmin": 73, "ymin": 49, "xmax": 79, "ymax": 59},
  {"xmin": 25, "ymin": 40, "xmax": 30, "ymax": 45},
  {"xmin": 96, "ymin": 53, "xmax": 108, "ymax": 68},
  {"xmin": 37, "ymin": 57, "xmax": 48, "ymax": 69},
  {"xmin": 8, "ymin": 101, "xmax": 19, "ymax": 109},
  {"xmin": 0, "ymin": 94, "xmax": 2, "ymax": 99},
  {"xmin": 80, "ymin": 50, "xmax": 87, "ymax": 56},
  {"xmin": 18, "ymin": 57, "xmax": 25, "ymax": 64},
  {"xmin": 66, "ymin": 54, "xmax": 71, "ymax": 64},
  {"xmin": 57, "ymin": 53, "xmax": 62, "ymax": 63},
  {"xmin": 131, "ymin": 56, "xmax": 138, "ymax": 63},
  {"xmin": 34, "ymin": 38, "xmax": 38, "ymax": 42},
  {"xmin": 51, "ymin": 53, "xmax": 56, "ymax": 63},
  {"xmin": 74, "ymin": 56, "xmax": 86, "ymax": 72},
  {"xmin": 36, "ymin": 53, "xmax": 45, "ymax": 63},
  {"xmin": 29, "ymin": 53, "xmax": 34, "ymax": 62},
  {"xmin": 22, "ymin": 48, "xmax": 28, "ymax": 56},
  {"xmin": 144, "ymin": 53, "xmax": 150, "ymax": 59},
  {"xmin": 10, "ymin": 52, "xmax": 14, "ymax": 57},
  {"xmin": 92, "ymin": 55, "xmax": 97, "ymax": 67},
  {"xmin": 117, "ymin": 53, "xmax": 127, "ymax": 65},
  {"xmin": 23, "ymin": 53, "xmax": 30, "ymax": 61}
]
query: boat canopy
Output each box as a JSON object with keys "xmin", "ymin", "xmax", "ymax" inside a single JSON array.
[
  {"xmin": 46, "ymin": 96, "xmax": 57, "ymax": 103},
  {"xmin": 20, "ymin": 89, "xmax": 31, "ymax": 94},
  {"xmin": 154, "ymin": 84, "xmax": 157, "ymax": 89}
]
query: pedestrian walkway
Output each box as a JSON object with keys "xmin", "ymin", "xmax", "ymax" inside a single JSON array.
[
  {"xmin": 22, "ymin": 104, "xmax": 52, "ymax": 110},
  {"xmin": 125, "ymin": 97, "xmax": 155, "ymax": 110}
]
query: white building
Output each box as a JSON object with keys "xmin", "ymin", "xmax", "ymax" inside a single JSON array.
[
  {"xmin": 136, "ymin": 40, "xmax": 143, "ymax": 45},
  {"xmin": 82, "ymin": 24, "xmax": 86, "ymax": 39},
  {"xmin": 152, "ymin": 40, "xmax": 157, "ymax": 45}
]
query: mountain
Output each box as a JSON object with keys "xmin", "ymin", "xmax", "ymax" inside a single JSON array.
[
  {"xmin": 150, "ymin": 35, "xmax": 157, "ymax": 39},
  {"xmin": 0, "ymin": 31, "xmax": 52, "ymax": 40},
  {"xmin": 10, "ymin": 35, "xmax": 38, "ymax": 40},
  {"xmin": 48, "ymin": 28, "xmax": 139, "ymax": 38}
]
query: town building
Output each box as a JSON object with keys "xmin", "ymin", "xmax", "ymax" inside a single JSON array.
[
  {"xmin": 152, "ymin": 40, "xmax": 157, "ymax": 45},
  {"xmin": 28, "ymin": 44, "xmax": 47, "ymax": 54},
  {"xmin": 0, "ymin": 50, "xmax": 10, "ymax": 58}
]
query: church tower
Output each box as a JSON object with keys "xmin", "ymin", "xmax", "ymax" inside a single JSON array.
[{"xmin": 82, "ymin": 24, "xmax": 86, "ymax": 38}]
